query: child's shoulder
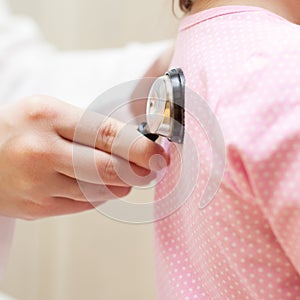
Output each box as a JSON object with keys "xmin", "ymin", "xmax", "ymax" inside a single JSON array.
[
  {"xmin": 220, "ymin": 9, "xmax": 300, "ymax": 56},
  {"xmin": 223, "ymin": 14, "xmax": 300, "ymax": 87}
]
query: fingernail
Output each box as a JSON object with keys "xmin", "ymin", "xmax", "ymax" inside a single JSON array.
[{"xmin": 150, "ymin": 154, "xmax": 168, "ymax": 171}]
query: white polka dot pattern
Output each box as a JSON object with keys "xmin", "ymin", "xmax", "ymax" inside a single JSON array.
[{"xmin": 154, "ymin": 6, "xmax": 300, "ymax": 300}]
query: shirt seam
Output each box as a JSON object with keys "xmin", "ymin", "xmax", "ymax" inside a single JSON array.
[{"xmin": 179, "ymin": 7, "xmax": 286, "ymax": 32}]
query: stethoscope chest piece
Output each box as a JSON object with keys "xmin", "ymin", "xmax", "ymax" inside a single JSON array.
[{"xmin": 138, "ymin": 68, "xmax": 185, "ymax": 144}]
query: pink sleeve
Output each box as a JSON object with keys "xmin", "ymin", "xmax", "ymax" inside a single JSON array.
[{"xmin": 219, "ymin": 50, "xmax": 300, "ymax": 274}]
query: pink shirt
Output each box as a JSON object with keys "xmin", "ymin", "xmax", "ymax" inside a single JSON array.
[{"xmin": 155, "ymin": 6, "xmax": 300, "ymax": 299}]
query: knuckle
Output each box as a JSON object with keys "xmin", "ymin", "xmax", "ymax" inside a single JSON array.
[
  {"xmin": 23, "ymin": 95, "xmax": 58, "ymax": 122},
  {"xmin": 4, "ymin": 136, "xmax": 52, "ymax": 186},
  {"xmin": 21, "ymin": 200, "xmax": 43, "ymax": 221},
  {"xmin": 98, "ymin": 119, "xmax": 119, "ymax": 151},
  {"xmin": 18, "ymin": 176, "xmax": 38, "ymax": 195},
  {"xmin": 4, "ymin": 135, "xmax": 36, "ymax": 162},
  {"xmin": 73, "ymin": 186, "xmax": 85, "ymax": 200},
  {"xmin": 21, "ymin": 135, "xmax": 51, "ymax": 163},
  {"xmin": 2, "ymin": 145, "xmax": 43, "ymax": 195},
  {"xmin": 101, "ymin": 157, "xmax": 118, "ymax": 182}
]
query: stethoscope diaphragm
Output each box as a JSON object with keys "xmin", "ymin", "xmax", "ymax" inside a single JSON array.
[{"xmin": 138, "ymin": 68, "xmax": 185, "ymax": 144}]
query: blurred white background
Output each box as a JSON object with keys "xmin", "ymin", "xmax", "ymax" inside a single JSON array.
[
  {"xmin": 0, "ymin": 0, "xmax": 179, "ymax": 299},
  {"xmin": 8, "ymin": 0, "xmax": 178, "ymax": 50}
]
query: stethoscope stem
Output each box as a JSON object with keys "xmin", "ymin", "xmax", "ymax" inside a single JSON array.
[{"xmin": 137, "ymin": 122, "xmax": 159, "ymax": 142}]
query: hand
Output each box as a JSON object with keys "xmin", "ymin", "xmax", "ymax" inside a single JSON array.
[{"xmin": 0, "ymin": 96, "xmax": 169, "ymax": 220}]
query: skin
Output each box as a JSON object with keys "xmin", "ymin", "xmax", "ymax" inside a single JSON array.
[
  {"xmin": 130, "ymin": 45, "xmax": 174, "ymax": 118},
  {"xmin": 190, "ymin": 0, "xmax": 300, "ymax": 24},
  {"xmin": 0, "ymin": 95, "xmax": 170, "ymax": 220}
]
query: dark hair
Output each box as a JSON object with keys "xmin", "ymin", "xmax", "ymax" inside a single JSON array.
[{"xmin": 179, "ymin": 0, "xmax": 194, "ymax": 12}]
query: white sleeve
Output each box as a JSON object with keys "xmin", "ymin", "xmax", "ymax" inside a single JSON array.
[
  {"xmin": 0, "ymin": 0, "xmax": 171, "ymax": 279},
  {"xmin": 0, "ymin": 2, "xmax": 171, "ymax": 107}
]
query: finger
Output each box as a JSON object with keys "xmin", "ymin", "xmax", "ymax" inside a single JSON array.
[
  {"xmin": 52, "ymin": 173, "xmax": 132, "ymax": 202},
  {"xmin": 53, "ymin": 103, "xmax": 169, "ymax": 171},
  {"xmin": 20, "ymin": 197, "xmax": 95, "ymax": 219},
  {"xmin": 110, "ymin": 123, "xmax": 170, "ymax": 171},
  {"xmin": 54, "ymin": 140, "xmax": 156, "ymax": 186},
  {"xmin": 38, "ymin": 198, "xmax": 95, "ymax": 218}
]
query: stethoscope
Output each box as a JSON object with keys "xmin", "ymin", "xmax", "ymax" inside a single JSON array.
[{"xmin": 138, "ymin": 68, "xmax": 185, "ymax": 144}]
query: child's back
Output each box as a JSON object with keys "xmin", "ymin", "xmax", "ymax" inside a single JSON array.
[{"xmin": 155, "ymin": 6, "xmax": 300, "ymax": 299}]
